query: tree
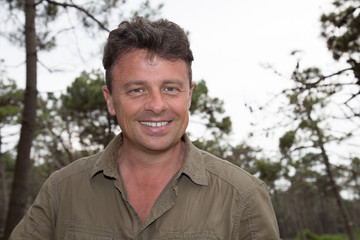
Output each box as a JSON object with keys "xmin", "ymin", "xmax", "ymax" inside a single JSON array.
[
  {"xmin": 0, "ymin": 75, "xmax": 23, "ymax": 238},
  {"xmin": 61, "ymin": 70, "xmax": 117, "ymax": 150},
  {"xmin": 189, "ymin": 79, "xmax": 232, "ymax": 157},
  {"xmin": 32, "ymin": 70, "xmax": 117, "ymax": 171},
  {"xmin": 253, "ymin": 1, "xmax": 360, "ymax": 237},
  {"xmin": 320, "ymin": 0, "xmax": 360, "ymax": 117},
  {"xmin": 3, "ymin": 1, "xmax": 38, "ymax": 238},
  {"xmin": 274, "ymin": 2, "xmax": 360, "ymax": 236},
  {"xmin": 277, "ymin": 64, "xmax": 357, "ymax": 240},
  {"xmin": 1, "ymin": 1, "xmax": 162, "ymax": 238},
  {"xmin": 226, "ymin": 143, "xmax": 282, "ymax": 192},
  {"xmin": 33, "ymin": 92, "xmax": 77, "ymax": 169},
  {"xmin": 347, "ymin": 157, "xmax": 360, "ymax": 197}
]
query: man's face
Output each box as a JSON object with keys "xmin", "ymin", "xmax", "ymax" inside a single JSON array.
[{"xmin": 103, "ymin": 49, "xmax": 193, "ymax": 153}]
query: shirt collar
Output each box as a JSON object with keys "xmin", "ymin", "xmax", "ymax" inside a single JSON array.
[
  {"xmin": 91, "ymin": 133, "xmax": 208, "ymax": 186},
  {"xmin": 91, "ymin": 133, "xmax": 123, "ymax": 179},
  {"xmin": 180, "ymin": 135, "xmax": 208, "ymax": 186}
]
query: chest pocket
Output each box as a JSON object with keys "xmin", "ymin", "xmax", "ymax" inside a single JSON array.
[
  {"xmin": 159, "ymin": 232, "xmax": 223, "ymax": 240},
  {"xmin": 63, "ymin": 225, "xmax": 114, "ymax": 240}
]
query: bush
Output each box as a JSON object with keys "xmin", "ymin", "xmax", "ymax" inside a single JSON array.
[{"xmin": 290, "ymin": 229, "xmax": 350, "ymax": 240}]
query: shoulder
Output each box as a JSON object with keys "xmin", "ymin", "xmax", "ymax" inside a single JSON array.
[
  {"xmin": 48, "ymin": 151, "xmax": 103, "ymax": 186},
  {"xmin": 200, "ymin": 149, "xmax": 267, "ymax": 198}
]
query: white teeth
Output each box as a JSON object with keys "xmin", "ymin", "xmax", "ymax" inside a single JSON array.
[{"xmin": 140, "ymin": 121, "xmax": 170, "ymax": 127}]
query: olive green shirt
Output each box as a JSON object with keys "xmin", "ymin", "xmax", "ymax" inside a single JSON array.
[{"xmin": 10, "ymin": 134, "xmax": 280, "ymax": 239}]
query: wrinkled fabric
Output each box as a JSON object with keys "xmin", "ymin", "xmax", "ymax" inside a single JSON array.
[{"xmin": 10, "ymin": 134, "xmax": 280, "ymax": 240}]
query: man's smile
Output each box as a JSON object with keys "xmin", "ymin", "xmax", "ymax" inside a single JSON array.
[{"xmin": 139, "ymin": 121, "xmax": 171, "ymax": 127}]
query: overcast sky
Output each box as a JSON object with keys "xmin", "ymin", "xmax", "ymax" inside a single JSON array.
[
  {"xmin": 1, "ymin": 0, "xmax": 337, "ymax": 150},
  {"xmin": 158, "ymin": 0, "xmax": 336, "ymax": 145}
]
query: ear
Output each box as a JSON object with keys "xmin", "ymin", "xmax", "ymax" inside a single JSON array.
[
  {"xmin": 188, "ymin": 82, "xmax": 194, "ymax": 110},
  {"xmin": 103, "ymin": 86, "xmax": 116, "ymax": 116}
]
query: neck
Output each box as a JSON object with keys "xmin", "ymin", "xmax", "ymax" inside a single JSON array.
[{"xmin": 118, "ymin": 139, "xmax": 185, "ymax": 177}]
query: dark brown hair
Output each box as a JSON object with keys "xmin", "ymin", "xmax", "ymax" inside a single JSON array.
[{"xmin": 103, "ymin": 17, "xmax": 194, "ymax": 93}]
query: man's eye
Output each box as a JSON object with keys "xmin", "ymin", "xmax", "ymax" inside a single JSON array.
[
  {"xmin": 127, "ymin": 88, "xmax": 146, "ymax": 97},
  {"xmin": 131, "ymin": 88, "xmax": 143, "ymax": 93},
  {"xmin": 163, "ymin": 87, "xmax": 181, "ymax": 96},
  {"xmin": 165, "ymin": 87, "xmax": 176, "ymax": 91}
]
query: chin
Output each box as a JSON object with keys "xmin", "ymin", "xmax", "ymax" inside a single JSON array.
[{"xmin": 142, "ymin": 139, "xmax": 179, "ymax": 152}]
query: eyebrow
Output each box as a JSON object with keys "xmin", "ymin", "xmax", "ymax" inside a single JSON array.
[
  {"xmin": 162, "ymin": 79, "xmax": 185, "ymax": 86},
  {"xmin": 122, "ymin": 81, "xmax": 147, "ymax": 89},
  {"xmin": 123, "ymin": 79, "xmax": 185, "ymax": 88}
]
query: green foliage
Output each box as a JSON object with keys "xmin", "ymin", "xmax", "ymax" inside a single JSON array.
[
  {"xmin": 33, "ymin": 69, "xmax": 118, "ymax": 168},
  {"xmin": 321, "ymin": 0, "xmax": 360, "ymax": 61},
  {"xmin": 62, "ymin": 70, "xmax": 106, "ymax": 113},
  {"xmin": 303, "ymin": 229, "xmax": 321, "ymax": 240},
  {"xmin": 255, "ymin": 159, "xmax": 282, "ymax": 189},
  {"xmin": 189, "ymin": 80, "xmax": 232, "ymax": 157},
  {"xmin": 190, "ymin": 79, "xmax": 232, "ymax": 136},
  {"xmin": 255, "ymin": 1, "xmax": 360, "ymax": 238},
  {"xmin": 275, "ymin": 65, "xmax": 360, "ymax": 236},
  {"xmin": 226, "ymin": 143, "xmax": 259, "ymax": 171},
  {"xmin": 290, "ymin": 229, "xmax": 353, "ymax": 240},
  {"xmin": 279, "ymin": 130, "xmax": 296, "ymax": 154},
  {"xmin": 2, "ymin": 152, "xmax": 16, "ymax": 184},
  {"xmin": 346, "ymin": 157, "xmax": 360, "ymax": 197},
  {"xmin": 351, "ymin": 157, "xmax": 360, "ymax": 170},
  {"xmin": 34, "ymin": 93, "xmax": 78, "ymax": 167},
  {"xmin": 61, "ymin": 70, "xmax": 117, "ymax": 149},
  {"xmin": 319, "ymin": 0, "xmax": 360, "ymax": 118},
  {"xmin": 192, "ymin": 139, "xmax": 229, "ymax": 158},
  {"xmin": 226, "ymin": 143, "xmax": 282, "ymax": 190},
  {"xmin": 0, "ymin": 78, "xmax": 23, "ymax": 125}
]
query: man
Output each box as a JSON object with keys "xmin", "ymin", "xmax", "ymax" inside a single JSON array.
[{"xmin": 10, "ymin": 17, "xmax": 280, "ymax": 239}]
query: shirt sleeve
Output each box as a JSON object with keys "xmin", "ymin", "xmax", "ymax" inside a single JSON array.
[
  {"xmin": 237, "ymin": 183, "xmax": 280, "ymax": 240},
  {"xmin": 9, "ymin": 173, "xmax": 58, "ymax": 239}
]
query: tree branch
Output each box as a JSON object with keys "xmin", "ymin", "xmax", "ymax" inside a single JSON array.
[
  {"xmin": 37, "ymin": 59, "xmax": 64, "ymax": 73},
  {"xmin": 320, "ymin": 67, "xmax": 353, "ymax": 81},
  {"xmin": 44, "ymin": 0, "xmax": 110, "ymax": 32}
]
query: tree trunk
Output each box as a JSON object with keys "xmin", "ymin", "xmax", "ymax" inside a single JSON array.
[
  {"xmin": 3, "ymin": 0, "xmax": 37, "ymax": 238},
  {"xmin": 309, "ymin": 113, "xmax": 357, "ymax": 240},
  {"xmin": 318, "ymin": 141, "xmax": 356, "ymax": 240},
  {"xmin": 292, "ymin": 189, "xmax": 305, "ymax": 240},
  {"xmin": 0, "ymin": 132, "xmax": 9, "ymax": 238}
]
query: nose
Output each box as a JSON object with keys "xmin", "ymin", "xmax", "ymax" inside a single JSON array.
[{"xmin": 144, "ymin": 90, "xmax": 168, "ymax": 114}]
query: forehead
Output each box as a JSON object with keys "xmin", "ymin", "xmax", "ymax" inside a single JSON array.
[
  {"xmin": 115, "ymin": 49, "xmax": 183, "ymax": 67},
  {"xmin": 112, "ymin": 49, "xmax": 189, "ymax": 83}
]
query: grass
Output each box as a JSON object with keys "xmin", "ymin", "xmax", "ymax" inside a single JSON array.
[{"xmin": 287, "ymin": 229, "xmax": 360, "ymax": 240}]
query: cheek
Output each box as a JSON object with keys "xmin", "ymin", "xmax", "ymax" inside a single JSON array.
[
  {"xmin": 115, "ymin": 100, "xmax": 142, "ymax": 119},
  {"xmin": 172, "ymin": 100, "xmax": 191, "ymax": 117}
]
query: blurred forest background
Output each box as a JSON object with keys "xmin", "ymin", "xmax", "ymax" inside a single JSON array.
[{"xmin": 0, "ymin": 0, "xmax": 360, "ymax": 239}]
